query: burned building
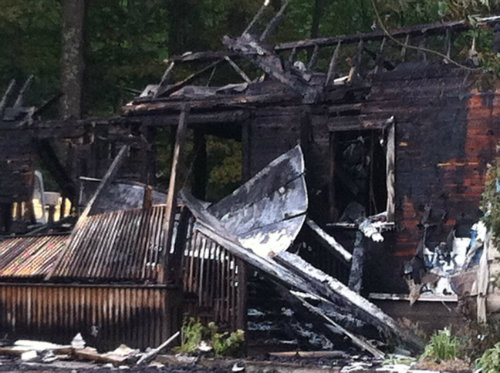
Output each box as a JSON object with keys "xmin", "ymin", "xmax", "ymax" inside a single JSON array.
[{"xmin": 0, "ymin": 9, "xmax": 499, "ymax": 355}]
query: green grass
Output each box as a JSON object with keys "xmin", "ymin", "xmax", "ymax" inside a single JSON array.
[{"xmin": 420, "ymin": 327, "xmax": 461, "ymax": 361}]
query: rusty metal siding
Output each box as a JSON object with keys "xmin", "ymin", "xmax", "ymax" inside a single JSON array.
[
  {"xmin": 0, "ymin": 235, "xmax": 67, "ymax": 278},
  {"xmin": 52, "ymin": 206, "xmax": 169, "ymax": 282},
  {"xmin": 0, "ymin": 283, "xmax": 182, "ymax": 351},
  {"xmin": 181, "ymin": 224, "xmax": 247, "ymax": 331}
]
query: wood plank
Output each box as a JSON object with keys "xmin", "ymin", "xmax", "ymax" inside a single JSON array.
[
  {"xmin": 292, "ymin": 291, "xmax": 384, "ymax": 358},
  {"xmin": 305, "ymin": 218, "xmax": 352, "ymax": 263},
  {"xmin": 325, "ymin": 41, "xmax": 342, "ymax": 87},
  {"xmin": 159, "ymin": 61, "xmax": 222, "ymax": 97},
  {"xmin": 328, "ymin": 132, "xmax": 337, "ymax": 220},
  {"xmin": 0, "ymin": 79, "xmax": 16, "ymax": 115},
  {"xmin": 162, "ymin": 105, "xmax": 190, "ymax": 272},
  {"xmin": 386, "ymin": 122, "xmax": 395, "ymax": 221},
  {"xmin": 224, "ymin": 56, "xmax": 251, "ymax": 83},
  {"xmin": 77, "ymin": 145, "xmax": 129, "ymax": 223},
  {"xmin": 348, "ymin": 232, "xmax": 364, "ymax": 293}
]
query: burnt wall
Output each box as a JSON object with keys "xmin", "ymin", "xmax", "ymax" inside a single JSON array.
[
  {"xmin": 363, "ymin": 64, "xmax": 500, "ymax": 293},
  {"xmin": 245, "ymin": 64, "xmax": 500, "ymax": 294},
  {"xmin": 0, "ymin": 127, "xmax": 35, "ymax": 204},
  {"xmin": 247, "ymin": 105, "xmax": 304, "ymax": 175}
]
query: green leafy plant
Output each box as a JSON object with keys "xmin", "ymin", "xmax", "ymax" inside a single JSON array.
[
  {"xmin": 420, "ymin": 327, "xmax": 461, "ymax": 361},
  {"xmin": 476, "ymin": 343, "xmax": 500, "ymax": 373},
  {"xmin": 174, "ymin": 318, "xmax": 245, "ymax": 356},
  {"xmin": 208, "ymin": 322, "xmax": 245, "ymax": 356},
  {"xmin": 482, "ymin": 159, "xmax": 500, "ymax": 243},
  {"xmin": 174, "ymin": 317, "xmax": 205, "ymax": 354},
  {"xmin": 456, "ymin": 320, "xmax": 500, "ymax": 362}
]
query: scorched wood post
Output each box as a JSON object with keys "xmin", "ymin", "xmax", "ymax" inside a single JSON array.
[{"xmin": 163, "ymin": 105, "xmax": 190, "ymax": 284}]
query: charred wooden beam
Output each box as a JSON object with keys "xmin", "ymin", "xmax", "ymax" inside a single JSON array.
[
  {"xmin": 306, "ymin": 218, "xmax": 352, "ymax": 263},
  {"xmin": 400, "ymin": 34, "xmax": 410, "ymax": 62},
  {"xmin": 373, "ymin": 37, "xmax": 386, "ymax": 74},
  {"xmin": 307, "ymin": 44, "xmax": 320, "ymax": 70},
  {"xmin": 222, "ymin": 34, "xmax": 319, "ymax": 103},
  {"xmin": 166, "ymin": 206, "xmax": 190, "ymax": 286},
  {"xmin": 417, "ymin": 33, "xmax": 427, "ymax": 62},
  {"xmin": 386, "ymin": 122, "xmax": 395, "ymax": 221},
  {"xmin": 242, "ymin": 0, "xmax": 270, "ymax": 36},
  {"xmin": 154, "ymin": 62, "xmax": 175, "ymax": 99},
  {"xmin": 236, "ymin": 257, "xmax": 248, "ymax": 331},
  {"xmin": 224, "ymin": 56, "xmax": 251, "ymax": 83},
  {"xmin": 445, "ymin": 28, "xmax": 452, "ymax": 60},
  {"xmin": 36, "ymin": 139, "xmax": 78, "ymax": 203},
  {"xmin": 78, "ymin": 145, "xmax": 129, "ymax": 223},
  {"xmin": 143, "ymin": 185, "xmax": 153, "ymax": 210},
  {"xmin": 260, "ymin": 0, "xmax": 291, "ymax": 42},
  {"xmin": 0, "ymin": 79, "xmax": 16, "ymax": 116},
  {"xmin": 276, "ymin": 251, "xmax": 424, "ymax": 353},
  {"xmin": 165, "ymin": 16, "xmax": 500, "ymax": 65},
  {"xmin": 328, "ymin": 133, "xmax": 337, "ymax": 220},
  {"xmin": 163, "ymin": 105, "xmax": 189, "ymax": 271},
  {"xmin": 274, "ymin": 16, "xmax": 500, "ymax": 51},
  {"xmin": 127, "ymin": 92, "xmax": 299, "ymax": 114},
  {"xmin": 325, "ymin": 41, "xmax": 342, "ymax": 87},
  {"xmin": 13, "ymin": 75, "xmax": 33, "ymax": 109},
  {"xmin": 168, "ymin": 50, "xmax": 240, "ymax": 62},
  {"xmin": 292, "ymin": 291, "xmax": 384, "ymax": 358},
  {"xmin": 287, "ymin": 47, "xmax": 298, "ymax": 66},
  {"xmin": 182, "ymin": 190, "xmax": 423, "ymax": 354},
  {"xmin": 348, "ymin": 232, "xmax": 365, "ymax": 293},
  {"xmin": 348, "ymin": 39, "xmax": 364, "ymax": 83},
  {"xmin": 158, "ymin": 60, "xmax": 223, "ymax": 97},
  {"xmin": 192, "ymin": 130, "xmax": 207, "ymax": 199}
]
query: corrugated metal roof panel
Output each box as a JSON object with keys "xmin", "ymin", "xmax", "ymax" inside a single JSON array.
[
  {"xmin": 51, "ymin": 205, "xmax": 169, "ymax": 282},
  {"xmin": 0, "ymin": 235, "xmax": 67, "ymax": 278}
]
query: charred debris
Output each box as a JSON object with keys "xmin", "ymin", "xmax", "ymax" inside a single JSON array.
[{"xmin": 1, "ymin": 4, "xmax": 500, "ymax": 366}]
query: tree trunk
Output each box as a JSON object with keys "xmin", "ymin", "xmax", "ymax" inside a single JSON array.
[
  {"xmin": 168, "ymin": 0, "xmax": 203, "ymax": 55},
  {"xmin": 310, "ymin": 0, "xmax": 325, "ymax": 39},
  {"xmin": 60, "ymin": 0, "xmax": 86, "ymax": 119}
]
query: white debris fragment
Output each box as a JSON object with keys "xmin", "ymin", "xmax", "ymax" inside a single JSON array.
[
  {"xmin": 196, "ymin": 340, "xmax": 213, "ymax": 352},
  {"xmin": 41, "ymin": 350, "xmax": 57, "ymax": 363},
  {"xmin": 376, "ymin": 364, "xmax": 411, "ymax": 372},
  {"xmin": 232, "ymin": 361, "xmax": 245, "ymax": 372},
  {"xmin": 71, "ymin": 333, "xmax": 86, "ymax": 349},
  {"xmin": 247, "ymin": 308, "xmax": 265, "ymax": 317},
  {"xmin": 341, "ymin": 362, "xmax": 372, "ymax": 372},
  {"xmin": 21, "ymin": 350, "xmax": 38, "ymax": 362}
]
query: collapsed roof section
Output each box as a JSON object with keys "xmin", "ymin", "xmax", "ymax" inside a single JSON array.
[
  {"xmin": 123, "ymin": 15, "xmax": 500, "ymax": 118},
  {"xmin": 0, "ymin": 144, "xmax": 423, "ymax": 355}
]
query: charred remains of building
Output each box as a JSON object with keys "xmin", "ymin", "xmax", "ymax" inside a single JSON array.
[{"xmin": 0, "ymin": 7, "xmax": 500, "ymax": 361}]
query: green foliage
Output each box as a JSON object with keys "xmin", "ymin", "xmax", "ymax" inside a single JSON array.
[
  {"xmin": 206, "ymin": 137, "xmax": 242, "ymax": 201},
  {"xmin": 0, "ymin": 0, "xmax": 61, "ymax": 108},
  {"xmin": 175, "ymin": 317, "xmax": 205, "ymax": 354},
  {"xmin": 456, "ymin": 320, "xmax": 500, "ymax": 362},
  {"xmin": 85, "ymin": 0, "xmax": 169, "ymax": 115},
  {"xmin": 481, "ymin": 159, "xmax": 500, "ymax": 242},
  {"xmin": 476, "ymin": 343, "xmax": 500, "ymax": 373},
  {"xmin": 174, "ymin": 318, "xmax": 245, "ymax": 357},
  {"xmin": 208, "ymin": 322, "xmax": 245, "ymax": 356},
  {"xmin": 420, "ymin": 328, "xmax": 461, "ymax": 361}
]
